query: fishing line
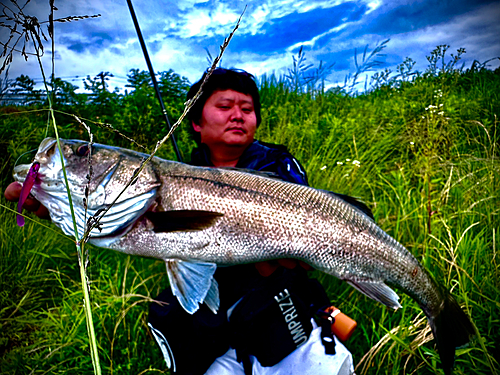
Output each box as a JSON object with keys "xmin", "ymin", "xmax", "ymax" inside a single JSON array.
[
  {"xmin": 14, "ymin": 148, "xmax": 38, "ymax": 168},
  {"xmin": 126, "ymin": 0, "xmax": 183, "ymax": 162}
]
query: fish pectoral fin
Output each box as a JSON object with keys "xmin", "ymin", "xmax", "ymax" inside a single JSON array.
[
  {"xmin": 346, "ymin": 279, "xmax": 402, "ymax": 309},
  {"xmin": 147, "ymin": 210, "xmax": 223, "ymax": 232},
  {"xmin": 165, "ymin": 260, "xmax": 219, "ymax": 314}
]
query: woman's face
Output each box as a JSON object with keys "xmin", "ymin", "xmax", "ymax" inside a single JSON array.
[{"xmin": 192, "ymin": 89, "xmax": 257, "ymax": 151}]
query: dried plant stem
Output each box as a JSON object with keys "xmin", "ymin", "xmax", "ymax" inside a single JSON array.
[
  {"xmin": 34, "ymin": 29, "xmax": 102, "ymax": 375},
  {"xmin": 80, "ymin": 9, "xmax": 244, "ymax": 244},
  {"xmin": 2, "ymin": 3, "xmax": 243, "ymax": 372}
]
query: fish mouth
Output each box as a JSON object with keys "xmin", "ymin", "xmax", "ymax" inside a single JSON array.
[
  {"xmin": 13, "ymin": 138, "xmax": 63, "ymax": 188},
  {"xmin": 13, "ymin": 163, "xmax": 30, "ymax": 182},
  {"xmin": 12, "ymin": 137, "xmax": 160, "ymax": 243},
  {"xmin": 13, "ymin": 163, "xmax": 53, "ymax": 193}
]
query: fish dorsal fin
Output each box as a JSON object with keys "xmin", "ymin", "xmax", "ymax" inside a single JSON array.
[
  {"xmin": 146, "ymin": 210, "xmax": 223, "ymax": 232},
  {"xmin": 165, "ymin": 260, "xmax": 219, "ymax": 314},
  {"xmin": 346, "ymin": 279, "xmax": 402, "ymax": 309},
  {"xmin": 322, "ymin": 191, "xmax": 375, "ymax": 221}
]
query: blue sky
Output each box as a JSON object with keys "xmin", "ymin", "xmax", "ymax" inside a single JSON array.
[{"xmin": 2, "ymin": 0, "xmax": 500, "ymax": 92}]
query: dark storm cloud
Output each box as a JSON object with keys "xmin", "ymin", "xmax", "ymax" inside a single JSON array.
[
  {"xmin": 60, "ymin": 32, "xmax": 114, "ymax": 53},
  {"xmin": 351, "ymin": 0, "xmax": 500, "ymax": 37},
  {"xmin": 293, "ymin": 0, "xmax": 500, "ymax": 86}
]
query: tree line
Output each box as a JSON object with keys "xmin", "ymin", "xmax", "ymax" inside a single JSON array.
[{"xmin": 0, "ymin": 69, "xmax": 190, "ymax": 108}]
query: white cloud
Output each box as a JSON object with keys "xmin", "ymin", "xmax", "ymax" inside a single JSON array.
[
  {"xmin": 181, "ymin": 10, "xmax": 214, "ymax": 37},
  {"xmin": 171, "ymin": 0, "xmax": 354, "ymax": 38},
  {"xmin": 366, "ymin": 0, "xmax": 382, "ymax": 14},
  {"xmin": 286, "ymin": 24, "xmax": 350, "ymax": 51},
  {"xmin": 3, "ymin": 0, "xmax": 499, "ymax": 95},
  {"xmin": 171, "ymin": 3, "xmax": 242, "ymax": 38},
  {"xmin": 250, "ymin": 4, "xmax": 271, "ymax": 25}
]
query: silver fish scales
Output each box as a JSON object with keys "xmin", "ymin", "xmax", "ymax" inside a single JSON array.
[{"xmin": 14, "ymin": 138, "xmax": 474, "ymax": 375}]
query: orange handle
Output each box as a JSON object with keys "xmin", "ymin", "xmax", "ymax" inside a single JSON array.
[{"xmin": 326, "ymin": 306, "xmax": 357, "ymax": 342}]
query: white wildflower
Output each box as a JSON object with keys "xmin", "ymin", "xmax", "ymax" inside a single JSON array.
[
  {"xmin": 352, "ymin": 160, "xmax": 361, "ymax": 167},
  {"xmin": 337, "ymin": 161, "xmax": 343, "ymax": 166},
  {"xmin": 320, "ymin": 165, "xmax": 327, "ymax": 171}
]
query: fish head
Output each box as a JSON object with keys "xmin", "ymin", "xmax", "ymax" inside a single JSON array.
[{"xmin": 14, "ymin": 137, "xmax": 160, "ymax": 242}]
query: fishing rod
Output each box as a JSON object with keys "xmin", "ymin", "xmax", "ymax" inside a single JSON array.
[{"xmin": 126, "ymin": 0, "xmax": 183, "ymax": 162}]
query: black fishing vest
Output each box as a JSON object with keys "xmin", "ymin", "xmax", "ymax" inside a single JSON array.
[{"xmin": 149, "ymin": 140, "xmax": 333, "ymax": 374}]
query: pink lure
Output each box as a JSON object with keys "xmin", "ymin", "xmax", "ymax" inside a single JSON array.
[{"xmin": 17, "ymin": 162, "xmax": 40, "ymax": 227}]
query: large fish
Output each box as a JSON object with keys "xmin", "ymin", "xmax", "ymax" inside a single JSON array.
[{"xmin": 14, "ymin": 137, "xmax": 474, "ymax": 374}]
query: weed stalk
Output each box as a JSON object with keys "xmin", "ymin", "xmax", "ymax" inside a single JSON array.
[{"xmin": 31, "ymin": 10, "xmax": 102, "ymax": 374}]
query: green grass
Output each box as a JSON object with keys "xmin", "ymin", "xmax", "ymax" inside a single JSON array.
[
  {"xmin": 256, "ymin": 69, "xmax": 500, "ymax": 374},
  {"xmin": 0, "ymin": 202, "xmax": 168, "ymax": 374},
  {"xmin": 1, "ymin": 65, "xmax": 500, "ymax": 374}
]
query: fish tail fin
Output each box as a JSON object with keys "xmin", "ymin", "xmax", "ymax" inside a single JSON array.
[{"xmin": 427, "ymin": 291, "xmax": 475, "ymax": 375}]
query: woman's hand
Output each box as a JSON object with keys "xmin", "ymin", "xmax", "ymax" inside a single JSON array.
[{"xmin": 4, "ymin": 182, "xmax": 50, "ymax": 219}]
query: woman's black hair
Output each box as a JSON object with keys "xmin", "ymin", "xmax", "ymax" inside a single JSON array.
[{"xmin": 186, "ymin": 68, "xmax": 261, "ymax": 142}]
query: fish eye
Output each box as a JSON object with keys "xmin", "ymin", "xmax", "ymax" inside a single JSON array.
[{"xmin": 76, "ymin": 144, "xmax": 90, "ymax": 157}]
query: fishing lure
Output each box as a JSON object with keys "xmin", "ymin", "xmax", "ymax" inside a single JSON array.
[{"xmin": 17, "ymin": 162, "xmax": 40, "ymax": 227}]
